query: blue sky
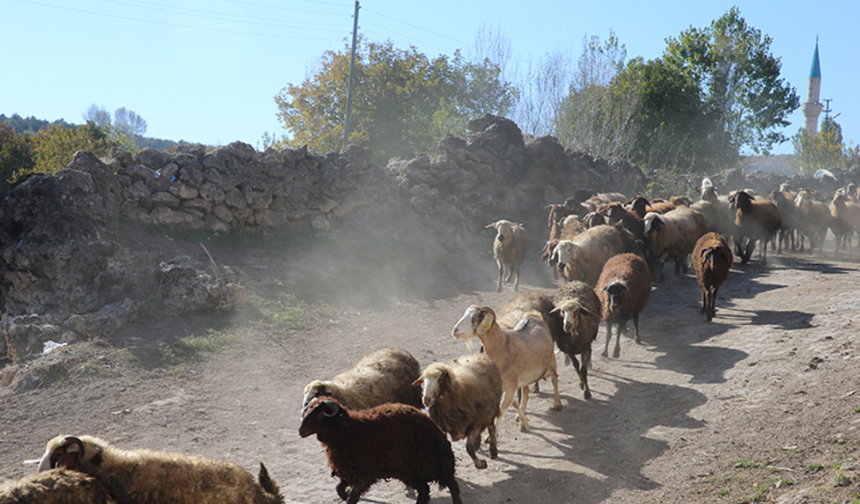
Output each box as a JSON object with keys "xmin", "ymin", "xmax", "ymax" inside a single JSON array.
[{"xmin": 3, "ymin": 0, "xmax": 857, "ymax": 156}]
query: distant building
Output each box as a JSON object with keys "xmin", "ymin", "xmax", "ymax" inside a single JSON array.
[{"xmin": 802, "ymin": 39, "xmax": 823, "ymax": 134}]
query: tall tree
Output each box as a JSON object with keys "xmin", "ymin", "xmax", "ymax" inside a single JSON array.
[
  {"xmin": 84, "ymin": 104, "xmax": 111, "ymax": 128},
  {"xmin": 113, "ymin": 107, "xmax": 147, "ymax": 138},
  {"xmin": 274, "ymin": 38, "xmax": 517, "ymax": 163},
  {"xmin": 662, "ymin": 7, "xmax": 799, "ymax": 159},
  {"xmin": 792, "ymin": 117, "xmax": 851, "ymax": 174}
]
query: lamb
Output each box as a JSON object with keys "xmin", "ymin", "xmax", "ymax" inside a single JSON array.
[
  {"xmin": 829, "ymin": 192, "xmax": 860, "ymax": 253},
  {"xmin": 0, "ymin": 469, "xmax": 117, "ymax": 504},
  {"xmin": 486, "ymin": 219, "xmax": 528, "ymax": 292},
  {"xmin": 693, "ymin": 232, "xmax": 734, "ymax": 322},
  {"xmin": 729, "ymin": 190, "xmax": 781, "ymax": 264},
  {"xmin": 550, "ymin": 222, "xmax": 639, "ymax": 286},
  {"xmin": 551, "ymin": 280, "xmax": 601, "ymax": 399},
  {"xmin": 301, "ymin": 346, "xmax": 422, "ymax": 412},
  {"xmin": 412, "ymin": 353, "xmax": 502, "ymax": 469},
  {"xmin": 299, "ymin": 397, "xmax": 462, "ymax": 504},
  {"xmin": 641, "ymin": 206, "xmax": 708, "ymax": 282},
  {"xmin": 595, "ymin": 253, "xmax": 652, "ymax": 358},
  {"xmin": 451, "ymin": 304, "xmax": 561, "ymax": 432},
  {"xmin": 793, "ymin": 189, "xmax": 831, "ymax": 254},
  {"xmin": 38, "ymin": 435, "xmax": 283, "ymax": 504}
]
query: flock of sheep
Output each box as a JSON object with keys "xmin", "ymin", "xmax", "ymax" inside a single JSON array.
[{"xmin": 3, "ymin": 178, "xmax": 859, "ymax": 504}]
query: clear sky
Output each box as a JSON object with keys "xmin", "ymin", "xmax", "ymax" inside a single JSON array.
[{"xmin": 3, "ymin": 0, "xmax": 857, "ymax": 156}]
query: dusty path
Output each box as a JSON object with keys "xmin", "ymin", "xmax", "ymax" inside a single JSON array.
[{"xmin": 1, "ymin": 237, "xmax": 859, "ymax": 504}]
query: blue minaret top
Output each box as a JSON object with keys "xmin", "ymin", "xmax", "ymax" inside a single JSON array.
[{"xmin": 810, "ymin": 39, "xmax": 821, "ymax": 79}]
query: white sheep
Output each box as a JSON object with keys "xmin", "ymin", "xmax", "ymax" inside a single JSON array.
[
  {"xmin": 38, "ymin": 435, "xmax": 284, "ymax": 504},
  {"xmin": 413, "ymin": 353, "xmax": 502, "ymax": 469},
  {"xmin": 451, "ymin": 305, "xmax": 560, "ymax": 432},
  {"xmin": 550, "ymin": 222, "xmax": 639, "ymax": 286},
  {"xmin": 301, "ymin": 346, "xmax": 422, "ymax": 412},
  {"xmin": 0, "ymin": 469, "xmax": 117, "ymax": 504},
  {"xmin": 486, "ymin": 220, "xmax": 528, "ymax": 292}
]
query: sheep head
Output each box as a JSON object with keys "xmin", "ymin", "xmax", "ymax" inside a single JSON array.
[
  {"xmin": 730, "ymin": 190, "xmax": 753, "ymax": 212},
  {"xmin": 452, "ymin": 305, "xmax": 495, "ymax": 347},
  {"xmin": 701, "ymin": 245, "xmax": 734, "ymax": 271},
  {"xmin": 600, "ymin": 282, "xmax": 631, "ymax": 312},
  {"xmin": 551, "ymin": 241, "xmax": 577, "ymax": 270},
  {"xmin": 642, "ymin": 213, "xmax": 663, "ymax": 239},
  {"xmin": 301, "ymin": 380, "xmax": 339, "ymax": 413},
  {"xmin": 299, "ymin": 398, "xmax": 348, "ymax": 439},
  {"xmin": 412, "ymin": 363, "xmax": 450, "ymax": 408},
  {"xmin": 551, "ymin": 301, "xmax": 596, "ymax": 333},
  {"xmin": 39, "ymin": 436, "xmax": 86, "ymax": 472}
]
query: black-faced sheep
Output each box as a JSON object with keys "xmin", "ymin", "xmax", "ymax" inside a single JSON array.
[
  {"xmin": 299, "ymin": 398, "xmax": 462, "ymax": 504},
  {"xmin": 301, "ymin": 346, "xmax": 422, "ymax": 412},
  {"xmin": 729, "ymin": 190, "xmax": 781, "ymax": 264},
  {"xmin": 551, "ymin": 280, "xmax": 601, "ymax": 399},
  {"xmin": 452, "ymin": 305, "xmax": 560, "ymax": 432},
  {"xmin": 551, "ymin": 222, "xmax": 639, "ymax": 286},
  {"xmin": 38, "ymin": 435, "xmax": 284, "ymax": 504},
  {"xmin": 486, "ymin": 220, "xmax": 528, "ymax": 292},
  {"xmin": 0, "ymin": 469, "xmax": 117, "ymax": 504},
  {"xmin": 829, "ymin": 192, "xmax": 860, "ymax": 253},
  {"xmin": 642, "ymin": 206, "xmax": 708, "ymax": 282},
  {"xmin": 693, "ymin": 232, "xmax": 734, "ymax": 322},
  {"xmin": 595, "ymin": 253, "xmax": 652, "ymax": 358},
  {"xmin": 794, "ymin": 189, "xmax": 831, "ymax": 254},
  {"xmin": 413, "ymin": 353, "xmax": 502, "ymax": 469}
]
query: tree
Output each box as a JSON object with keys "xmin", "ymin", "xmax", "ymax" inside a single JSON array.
[
  {"xmin": 662, "ymin": 7, "xmax": 799, "ymax": 158},
  {"xmin": 792, "ymin": 117, "xmax": 850, "ymax": 174},
  {"xmin": 0, "ymin": 123, "xmax": 35, "ymax": 192},
  {"xmin": 113, "ymin": 107, "xmax": 147, "ymax": 138},
  {"xmin": 9, "ymin": 121, "xmax": 120, "ymax": 182},
  {"xmin": 274, "ymin": 38, "xmax": 517, "ymax": 163},
  {"xmin": 84, "ymin": 104, "xmax": 111, "ymax": 128}
]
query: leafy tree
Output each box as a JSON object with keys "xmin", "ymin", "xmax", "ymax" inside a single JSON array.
[
  {"xmin": 113, "ymin": 107, "xmax": 147, "ymax": 138},
  {"xmin": 1, "ymin": 113, "xmax": 70, "ymax": 134},
  {"xmin": 83, "ymin": 104, "xmax": 112, "ymax": 128},
  {"xmin": 792, "ymin": 117, "xmax": 851, "ymax": 174},
  {"xmin": 9, "ymin": 121, "xmax": 120, "ymax": 182},
  {"xmin": 0, "ymin": 123, "xmax": 35, "ymax": 192},
  {"xmin": 274, "ymin": 38, "xmax": 517, "ymax": 163},
  {"xmin": 662, "ymin": 7, "xmax": 799, "ymax": 159}
]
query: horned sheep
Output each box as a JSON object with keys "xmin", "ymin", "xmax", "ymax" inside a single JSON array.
[
  {"xmin": 551, "ymin": 222, "xmax": 639, "ymax": 286},
  {"xmin": 301, "ymin": 346, "xmax": 422, "ymax": 412},
  {"xmin": 452, "ymin": 304, "xmax": 561, "ymax": 432},
  {"xmin": 551, "ymin": 280, "xmax": 602, "ymax": 399},
  {"xmin": 0, "ymin": 469, "xmax": 117, "ymax": 504},
  {"xmin": 693, "ymin": 232, "xmax": 734, "ymax": 322},
  {"xmin": 642, "ymin": 206, "xmax": 708, "ymax": 283},
  {"xmin": 38, "ymin": 435, "xmax": 283, "ymax": 504},
  {"xmin": 299, "ymin": 398, "xmax": 462, "ymax": 504},
  {"xmin": 486, "ymin": 219, "xmax": 528, "ymax": 292},
  {"xmin": 413, "ymin": 353, "xmax": 502, "ymax": 469},
  {"xmin": 595, "ymin": 253, "xmax": 652, "ymax": 358}
]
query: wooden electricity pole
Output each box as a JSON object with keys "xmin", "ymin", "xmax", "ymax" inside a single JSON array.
[{"xmin": 343, "ymin": 1, "xmax": 360, "ymax": 148}]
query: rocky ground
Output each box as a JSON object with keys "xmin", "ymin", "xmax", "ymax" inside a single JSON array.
[{"xmin": 1, "ymin": 226, "xmax": 859, "ymax": 504}]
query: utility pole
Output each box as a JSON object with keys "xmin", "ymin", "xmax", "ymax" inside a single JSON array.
[{"xmin": 343, "ymin": 1, "xmax": 359, "ymax": 148}]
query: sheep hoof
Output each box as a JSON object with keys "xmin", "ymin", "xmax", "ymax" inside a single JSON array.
[
  {"xmin": 601, "ymin": 350, "xmax": 608, "ymax": 358},
  {"xmin": 551, "ymin": 403, "xmax": 562, "ymax": 412},
  {"xmin": 474, "ymin": 459, "xmax": 488, "ymax": 469},
  {"xmin": 612, "ymin": 347, "xmax": 621, "ymax": 358},
  {"xmin": 583, "ymin": 389, "xmax": 592, "ymax": 400},
  {"xmin": 490, "ymin": 446, "xmax": 498, "ymax": 459},
  {"xmin": 519, "ymin": 422, "xmax": 530, "ymax": 432}
]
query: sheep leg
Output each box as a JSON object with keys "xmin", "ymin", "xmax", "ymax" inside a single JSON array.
[
  {"xmin": 445, "ymin": 476, "xmax": 463, "ymax": 504},
  {"xmin": 486, "ymin": 423, "xmax": 498, "ymax": 459},
  {"xmin": 632, "ymin": 314, "xmax": 641, "ymax": 345},
  {"xmin": 466, "ymin": 431, "xmax": 487, "ymax": 469},
  {"xmin": 345, "ymin": 484, "xmax": 367, "ymax": 504},
  {"xmin": 496, "ymin": 260, "xmax": 505, "ymax": 292},
  {"xmin": 613, "ymin": 322, "xmax": 623, "ymax": 358},
  {"xmin": 336, "ymin": 480, "xmax": 351, "ymax": 501},
  {"xmin": 412, "ymin": 480, "xmax": 431, "ymax": 504},
  {"xmin": 579, "ymin": 351, "xmax": 592, "ymax": 400},
  {"xmin": 760, "ymin": 238, "xmax": 768, "ymax": 264},
  {"xmin": 500, "ymin": 387, "xmax": 530, "ymax": 432},
  {"xmin": 602, "ymin": 322, "xmax": 613, "ymax": 358},
  {"xmin": 700, "ymin": 287, "xmax": 707, "ymax": 314},
  {"xmin": 707, "ymin": 286, "xmax": 717, "ymax": 322},
  {"xmin": 520, "ymin": 386, "xmax": 530, "ymax": 418},
  {"xmin": 549, "ymin": 368, "xmax": 562, "ymax": 411},
  {"xmin": 512, "ymin": 263, "xmax": 520, "ymax": 292}
]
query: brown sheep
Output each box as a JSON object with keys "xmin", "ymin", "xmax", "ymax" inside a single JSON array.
[
  {"xmin": 551, "ymin": 280, "xmax": 601, "ymax": 399},
  {"xmin": 38, "ymin": 435, "xmax": 283, "ymax": 504},
  {"xmin": 729, "ymin": 190, "xmax": 781, "ymax": 264},
  {"xmin": 595, "ymin": 253, "xmax": 652, "ymax": 358},
  {"xmin": 0, "ymin": 469, "xmax": 117, "ymax": 504},
  {"xmin": 794, "ymin": 189, "xmax": 831, "ymax": 254},
  {"xmin": 693, "ymin": 232, "xmax": 734, "ymax": 322},
  {"xmin": 299, "ymin": 398, "xmax": 462, "ymax": 504},
  {"xmin": 452, "ymin": 305, "xmax": 561, "ymax": 432},
  {"xmin": 626, "ymin": 196, "xmax": 676, "ymax": 219},
  {"xmin": 486, "ymin": 220, "xmax": 528, "ymax": 292},
  {"xmin": 642, "ymin": 207, "xmax": 708, "ymax": 282},
  {"xmin": 767, "ymin": 190, "xmax": 799, "ymax": 253},
  {"xmin": 302, "ymin": 346, "xmax": 422, "ymax": 412},
  {"xmin": 413, "ymin": 353, "xmax": 502, "ymax": 469}
]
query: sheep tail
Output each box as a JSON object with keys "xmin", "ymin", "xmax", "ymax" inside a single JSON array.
[{"xmin": 258, "ymin": 462, "xmax": 283, "ymax": 501}]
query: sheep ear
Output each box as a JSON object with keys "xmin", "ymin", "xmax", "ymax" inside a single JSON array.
[
  {"xmin": 485, "ymin": 222, "xmax": 498, "ymax": 229},
  {"xmin": 477, "ymin": 310, "xmax": 493, "ymax": 335},
  {"xmin": 412, "ymin": 377, "xmax": 424, "ymax": 387},
  {"xmin": 600, "ymin": 285, "xmax": 609, "ymax": 292},
  {"xmin": 549, "ymin": 307, "xmax": 561, "ymax": 314}
]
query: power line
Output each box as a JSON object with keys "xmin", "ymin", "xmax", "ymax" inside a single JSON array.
[{"xmin": 362, "ymin": 6, "xmax": 472, "ymax": 49}]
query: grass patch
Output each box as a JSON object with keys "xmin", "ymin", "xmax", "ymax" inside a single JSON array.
[
  {"xmin": 734, "ymin": 459, "xmax": 760, "ymax": 469},
  {"xmin": 715, "ymin": 488, "xmax": 729, "ymax": 496},
  {"xmin": 805, "ymin": 463, "xmax": 823, "ymax": 472},
  {"xmin": 124, "ymin": 330, "xmax": 236, "ymax": 370},
  {"xmin": 249, "ymin": 288, "xmax": 329, "ymax": 331},
  {"xmin": 162, "ymin": 227, "xmax": 320, "ymax": 251}
]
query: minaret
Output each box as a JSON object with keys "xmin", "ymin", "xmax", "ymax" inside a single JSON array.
[{"xmin": 802, "ymin": 39, "xmax": 823, "ymax": 134}]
